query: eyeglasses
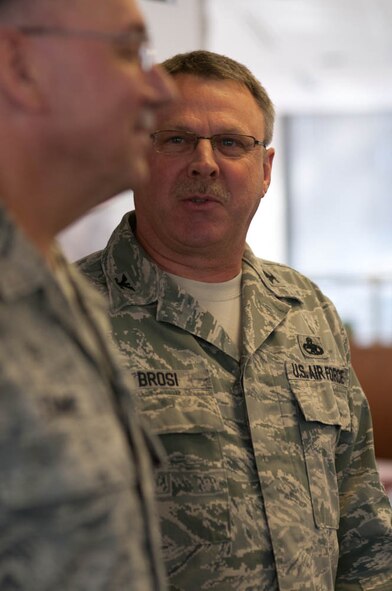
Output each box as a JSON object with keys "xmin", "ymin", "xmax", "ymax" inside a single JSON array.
[
  {"xmin": 150, "ymin": 130, "xmax": 266, "ymax": 158},
  {"xmin": 15, "ymin": 25, "xmax": 155, "ymax": 71}
]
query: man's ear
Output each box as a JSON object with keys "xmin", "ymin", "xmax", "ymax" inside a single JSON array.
[
  {"xmin": 262, "ymin": 147, "xmax": 275, "ymax": 196},
  {"xmin": 0, "ymin": 29, "xmax": 46, "ymax": 112}
]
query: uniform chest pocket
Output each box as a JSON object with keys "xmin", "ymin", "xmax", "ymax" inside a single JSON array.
[
  {"xmin": 287, "ymin": 371, "xmax": 351, "ymax": 530},
  {"xmin": 137, "ymin": 386, "xmax": 231, "ymax": 559}
]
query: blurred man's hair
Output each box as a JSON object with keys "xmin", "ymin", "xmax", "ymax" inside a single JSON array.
[{"xmin": 162, "ymin": 50, "xmax": 275, "ymax": 145}]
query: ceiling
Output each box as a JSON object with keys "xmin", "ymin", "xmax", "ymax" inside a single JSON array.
[{"xmin": 205, "ymin": 0, "xmax": 392, "ymax": 113}]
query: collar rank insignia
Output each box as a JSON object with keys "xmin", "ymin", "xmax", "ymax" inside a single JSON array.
[
  {"xmin": 264, "ymin": 270, "xmax": 278, "ymax": 284},
  {"xmin": 115, "ymin": 273, "xmax": 134, "ymax": 290}
]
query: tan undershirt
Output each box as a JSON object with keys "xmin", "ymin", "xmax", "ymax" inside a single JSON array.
[{"xmin": 168, "ymin": 272, "xmax": 242, "ymax": 346}]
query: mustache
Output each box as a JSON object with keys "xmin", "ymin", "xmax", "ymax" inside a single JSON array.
[{"xmin": 172, "ymin": 180, "xmax": 231, "ymax": 202}]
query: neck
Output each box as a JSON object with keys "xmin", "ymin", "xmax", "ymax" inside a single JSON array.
[
  {"xmin": 136, "ymin": 232, "xmax": 243, "ymax": 282},
  {"xmin": 8, "ymin": 206, "xmax": 55, "ymax": 259},
  {"xmin": 0, "ymin": 175, "xmax": 57, "ymax": 261},
  {"xmin": 0, "ymin": 147, "xmax": 111, "ymax": 260}
]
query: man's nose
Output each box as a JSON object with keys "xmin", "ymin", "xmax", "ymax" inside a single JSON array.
[{"xmin": 187, "ymin": 138, "xmax": 219, "ymax": 178}]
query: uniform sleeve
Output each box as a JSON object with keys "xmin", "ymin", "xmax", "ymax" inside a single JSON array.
[{"xmin": 334, "ymin": 330, "xmax": 392, "ymax": 590}]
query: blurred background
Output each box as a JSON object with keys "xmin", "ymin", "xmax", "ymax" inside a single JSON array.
[{"xmin": 59, "ymin": 0, "xmax": 392, "ymax": 477}]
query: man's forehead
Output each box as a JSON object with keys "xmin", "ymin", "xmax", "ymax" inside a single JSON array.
[
  {"xmin": 168, "ymin": 74, "xmax": 259, "ymax": 109},
  {"xmin": 156, "ymin": 74, "xmax": 264, "ymax": 127}
]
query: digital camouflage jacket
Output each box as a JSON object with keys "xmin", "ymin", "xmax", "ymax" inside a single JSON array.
[
  {"xmin": 0, "ymin": 206, "xmax": 166, "ymax": 591},
  {"xmin": 79, "ymin": 211, "xmax": 392, "ymax": 591}
]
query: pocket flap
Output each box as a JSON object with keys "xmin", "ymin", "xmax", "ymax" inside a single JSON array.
[
  {"xmin": 286, "ymin": 363, "xmax": 351, "ymax": 430},
  {"xmin": 138, "ymin": 394, "xmax": 224, "ymax": 435}
]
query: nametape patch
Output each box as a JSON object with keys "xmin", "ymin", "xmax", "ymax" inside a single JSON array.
[
  {"xmin": 286, "ymin": 361, "xmax": 349, "ymax": 386},
  {"xmin": 132, "ymin": 369, "xmax": 212, "ymax": 391}
]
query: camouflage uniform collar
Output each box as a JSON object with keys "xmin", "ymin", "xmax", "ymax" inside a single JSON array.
[
  {"xmin": 242, "ymin": 245, "xmax": 306, "ymax": 303},
  {"xmin": 0, "ymin": 204, "xmax": 50, "ymax": 301},
  {"xmin": 101, "ymin": 211, "xmax": 163, "ymax": 311},
  {"xmin": 100, "ymin": 211, "xmax": 241, "ymax": 358},
  {"xmin": 101, "ymin": 211, "xmax": 307, "ymax": 312}
]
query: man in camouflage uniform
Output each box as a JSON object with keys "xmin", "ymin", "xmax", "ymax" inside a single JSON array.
[
  {"xmin": 0, "ymin": 0, "xmax": 175, "ymax": 588},
  {"xmin": 79, "ymin": 51, "xmax": 392, "ymax": 590}
]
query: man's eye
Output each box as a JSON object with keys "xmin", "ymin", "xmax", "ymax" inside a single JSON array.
[
  {"xmin": 114, "ymin": 43, "xmax": 139, "ymax": 62},
  {"xmin": 166, "ymin": 135, "xmax": 187, "ymax": 144},
  {"xmin": 220, "ymin": 136, "xmax": 240, "ymax": 147}
]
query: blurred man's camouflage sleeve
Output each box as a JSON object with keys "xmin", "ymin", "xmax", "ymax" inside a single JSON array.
[{"xmin": 0, "ymin": 208, "xmax": 166, "ymax": 591}]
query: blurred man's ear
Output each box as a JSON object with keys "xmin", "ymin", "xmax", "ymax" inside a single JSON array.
[{"xmin": 0, "ymin": 29, "xmax": 46, "ymax": 112}]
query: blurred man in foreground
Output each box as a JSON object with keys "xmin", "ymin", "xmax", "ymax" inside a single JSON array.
[
  {"xmin": 0, "ymin": 0, "xmax": 175, "ymax": 588},
  {"xmin": 80, "ymin": 50, "xmax": 392, "ymax": 590}
]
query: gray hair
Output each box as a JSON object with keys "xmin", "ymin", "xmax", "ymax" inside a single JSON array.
[{"xmin": 161, "ymin": 50, "xmax": 275, "ymax": 145}]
